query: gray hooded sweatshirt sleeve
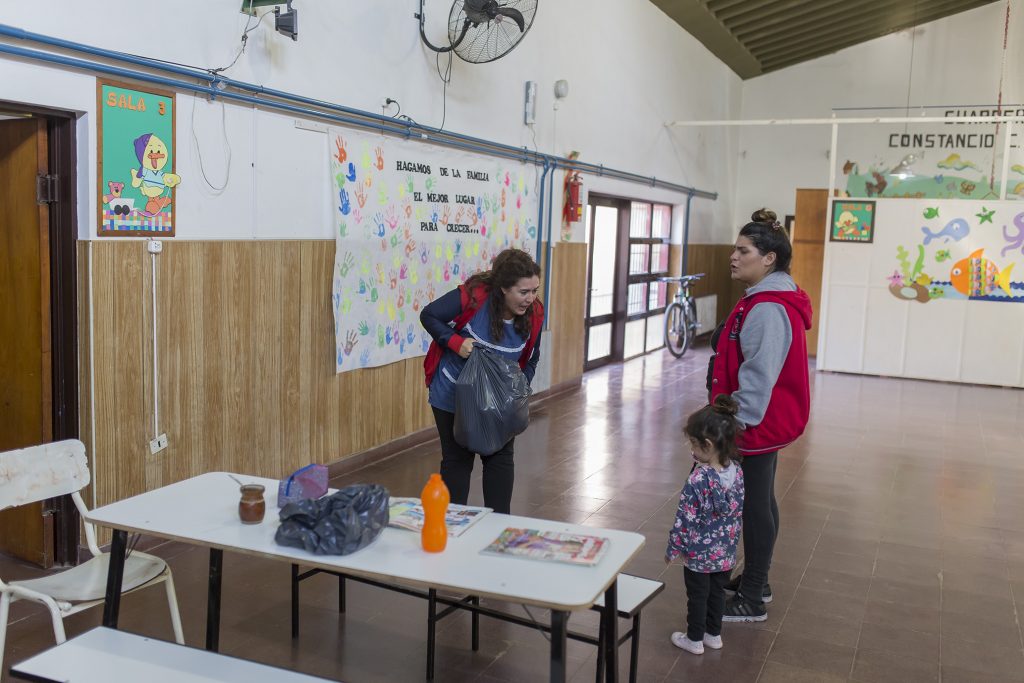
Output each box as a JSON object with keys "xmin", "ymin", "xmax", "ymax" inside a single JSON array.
[{"xmin": 733, "ymin": 271, "xmax": 796, "ymax": 428}]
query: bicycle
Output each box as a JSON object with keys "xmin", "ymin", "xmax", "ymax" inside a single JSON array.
[{"xmin": 658, "ymin": 273, "xmax": 705, "ymax": 358}]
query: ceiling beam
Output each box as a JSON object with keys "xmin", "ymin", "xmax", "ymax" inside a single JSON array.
[
  {"xmin": 647, "ymin": 0, "xmax": 998, "ymax": 79},
  {"xmin": 716, "ymin": 0, "xmax": 817, "ymax": 26},
  {"xmin": 733, "ymin": 0, "xmax": 873, "ymax": 39},
  {"xmin": 705, "ymin": 0, "xmax": 750, "ymax": 13},
  {"xmin": 649, "ymin": 0, "xmax": 762, "ymax": 78},
  {"xmin": 751, "ymin": 0, "xmax": 992, "ymax": 62},
  {"xmin": 758, "ymin": 1, "xmax": 993, "ymax": 70},
  {"xmin": 742, "ymin": 0, "xmax": 962, "ymax": 48}
]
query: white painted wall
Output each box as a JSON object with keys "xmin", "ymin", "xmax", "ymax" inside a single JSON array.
[
  {"xmin": 733, "ymin": 0, "xmax": 1023, "ymax": 225},
  {"xmin": 0, "ymin": 0, "xmax": 740, "ymax": 241}
]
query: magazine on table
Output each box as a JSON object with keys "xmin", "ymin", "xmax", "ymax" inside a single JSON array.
[
  {"xmin": 387, "ymin": 497, "xmax": 491, "ymax": 537},
  {"xmin": 480, "ymin": 528, "xmax": 610, "ymax": 566}
]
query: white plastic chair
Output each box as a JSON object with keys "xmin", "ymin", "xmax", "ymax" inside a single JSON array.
[{"xmin": 0, "ymin": 439, "xmax": 184, "ymax": 673}]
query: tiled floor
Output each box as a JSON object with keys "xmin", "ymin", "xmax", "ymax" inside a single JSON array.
[{"xmin": 3, "ymin": 345, "xmax": 1024, "ymax": 682}]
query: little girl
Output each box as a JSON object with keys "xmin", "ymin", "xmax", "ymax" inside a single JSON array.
[{"xmin": 665, "ymin": 394, "xmax": 744, "ymax": 655}]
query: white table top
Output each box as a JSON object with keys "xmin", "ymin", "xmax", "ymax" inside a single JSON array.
[
  {"xmin": 85, "ymin": 472, "xmax": 645, "ymax": 611},
  {"xmin": 9, "ymin": 627, "xmax": 337, "ymax": 682}
]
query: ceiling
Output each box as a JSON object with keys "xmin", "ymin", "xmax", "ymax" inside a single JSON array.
[{"xmin": 649, "ymin": 0, "xmax": 1001, "ymax": 79}]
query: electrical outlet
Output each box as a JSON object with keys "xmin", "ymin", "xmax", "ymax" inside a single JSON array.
[
  {"xmin": 149, "ymin": 433, "xmax": 169, "ymax": 454},
  {"xmin": 147, "ymin": 240, "xmax": 163, "ymax": 254}
]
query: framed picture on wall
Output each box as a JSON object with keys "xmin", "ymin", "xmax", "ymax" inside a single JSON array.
[
  {"xmin": 830, "ymin": 199, "xmax": 875, "ymax": 243},
  {"xmin": 97, "ymin": 79, "xmax": 179, "ymax": 236}
]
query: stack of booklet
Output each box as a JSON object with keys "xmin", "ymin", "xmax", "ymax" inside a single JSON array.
[
  {"xmin": 387, "ymin": 497, "xmax": 491, "ymax": 537},
  {"xmin": 481, "ymin": 528, "xmax": 610, "ymax": 566}
]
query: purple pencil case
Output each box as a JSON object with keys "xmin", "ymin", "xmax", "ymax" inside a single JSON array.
[{"xmin": 277, "ymin": 463, "xmax": 328, "ymax": 507}]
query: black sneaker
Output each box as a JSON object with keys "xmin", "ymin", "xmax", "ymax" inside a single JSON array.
[
  {"xmin": 724, "ymin": 575, "xmax": 773, "ymax": 603},
  {"xmin": 721, "ymin": 594, "xmax": 768, "ymax": 622}
]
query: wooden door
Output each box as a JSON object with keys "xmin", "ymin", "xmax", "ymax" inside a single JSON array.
[
  {"xmin": 791, "ymin": 189, "xmax": 828, "ymax": 357},
  {"xmin": 0, "ymin": 117, "xmax": 53, "ymax": 566}
]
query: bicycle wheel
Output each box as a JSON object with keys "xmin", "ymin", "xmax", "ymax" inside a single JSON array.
[{"xmin": 664, "ymin": 302, "xmax": 689, "ymax": 358}]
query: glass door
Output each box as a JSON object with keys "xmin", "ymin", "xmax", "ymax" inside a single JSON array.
[
  {"xmin": 584, "ymin": 196, "xmax": 674, "ymax": 370},
  {"xmin": 584, "ymin": 199, "xmax": 623, "ymax": 369}
]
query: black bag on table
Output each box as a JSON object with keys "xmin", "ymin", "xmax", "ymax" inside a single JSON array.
[
  {"xmin": 274, "ymin": 483, "xmax": 389, "ymax": 555},
  {"xmin": 453, "ymin": 346, "xmax": 531, "ymax": 456}
]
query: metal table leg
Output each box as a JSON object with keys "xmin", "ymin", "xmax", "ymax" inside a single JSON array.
[
  {"xmin": 601, "ymin": 581, "xmax": 619, "ymax": 682},
  {"xmin": 101, "ymin": 529, "xmax": 127, "ymax": 628},
  {"xmin": 206, "ymin": 548, "xmax": 223, "ymax": 652},
  {"xmin": 550, "ymin": 610, "xmax": 569, "ymax": 683}
]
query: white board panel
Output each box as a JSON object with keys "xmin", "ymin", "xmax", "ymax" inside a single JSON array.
[
  {"xmin": 820, "ymin": 197, "xmax": 1024, "ymax": 387},
  {"xmin": 959, "ymin": 301, "xmax": 1024, "ymax": 386},
  {"xmin": 821, "ymin": 285, "xmax": 866, "ymax": 373},
  {"xmin": 903, "ymin": 299, "xmax": 967, "ymax": 382},
  {"xmin": 828, "ymin": 243, "xmax": 872, "ymax": 286},
  {"xmin": 861, "ymin": 287, "xmax": 908, "ymax": 376}
]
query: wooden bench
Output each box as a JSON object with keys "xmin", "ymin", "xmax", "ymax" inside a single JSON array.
[
  {"xmin": 292, "ymin": 565, "xmax": 663, "ymax": 683},
  {"xmin": 9, "ymin": 626, "xmax": 339, "ymax": 682}
]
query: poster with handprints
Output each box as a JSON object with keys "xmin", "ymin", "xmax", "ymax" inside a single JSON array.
[{"xmin": 329, "ymin": 128, "xmax": 539, "ymax": 373}]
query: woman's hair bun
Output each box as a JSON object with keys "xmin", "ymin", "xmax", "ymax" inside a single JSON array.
[
  {"xmin": 711, "ymin": 394, "xmax": 740, "ymax": 417},
  {"xmin": 751, "ymin": 208, "xmax": 777, "ymax": 224}
]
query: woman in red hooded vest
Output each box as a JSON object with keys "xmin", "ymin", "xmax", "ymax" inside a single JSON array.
[
  {"xmin": 420, "ymin": 248, "xmax": 544, "ymax": 514},
  {"xmin": 711, "ymin": 209, "xmax": 813, "ymax": 623}
]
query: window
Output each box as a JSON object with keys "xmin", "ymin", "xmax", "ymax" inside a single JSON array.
[{"xmin": 624, "ymin": 202, "xmax": 672, "ymax": 357}]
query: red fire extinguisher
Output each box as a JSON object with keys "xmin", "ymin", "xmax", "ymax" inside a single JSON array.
[{"xmin": 563, "ymin": 171, "xmax": 583, "ymax": 224}]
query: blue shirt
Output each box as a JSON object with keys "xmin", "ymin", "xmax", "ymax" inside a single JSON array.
[{"xmin": 428, "ymin": 303, "xmax": 528, "ymax": 413}]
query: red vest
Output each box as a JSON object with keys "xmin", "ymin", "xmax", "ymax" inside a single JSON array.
[
  {"xmin": 711, "ymin": 290, "xmax": 811, "ymax": 456},
  {"xmin": 422, "ymin": 284, "xmax": 545, "ymax": 387}
]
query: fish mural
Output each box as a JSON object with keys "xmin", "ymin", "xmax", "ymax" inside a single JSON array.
[
  {"xmin": 949, "ymin": 249, "xmax": 1015, "ymax": 298},
  {"xmin": 923, "ymin": 207, "xmax": 939, "ymax": 219},
  {"xmin": 935, "ymin": 249, "xmax": 951, "ymax": 262},
  {"xmin": 921, "ymin": 218, "xmax": 970, "ymax": 245}
]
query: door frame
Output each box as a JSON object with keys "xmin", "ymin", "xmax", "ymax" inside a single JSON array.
[
  {"xmin": 583, "ymin": 195, "xmax": 629, "ymax": 370},
  {"xmin": 1, "ymin": 100, "xmax": 80, "ymax": 564}
]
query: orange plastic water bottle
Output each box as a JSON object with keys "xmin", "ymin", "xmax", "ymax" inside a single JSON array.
[{"xmin": 421, "ymin": 473, "xmax": 450, "ymax": 552}]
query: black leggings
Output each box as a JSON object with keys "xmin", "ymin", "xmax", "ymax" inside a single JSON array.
[
  {"xmin": 738, "ymin": 451, "xmax": 779, "ymax": 605},
  {"xmin": 684, "ymin": 567, "xmax": 730, "ymax": 640},
  {"xmin": 431, "ymin": 406, "xmax": 515, "ymax": 514}
]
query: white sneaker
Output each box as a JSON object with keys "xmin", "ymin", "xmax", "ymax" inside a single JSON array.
[
  {"xmin": 703, "ymin": 634, "xmax": 723, "ymax": 649},
  {"xmin": 670, "ymin": 632, "xmax": 704, "ymax": 655}
]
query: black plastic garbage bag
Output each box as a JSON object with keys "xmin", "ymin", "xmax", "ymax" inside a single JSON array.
[
  {"xmin": 453, "ymin": 346, "xmax": 531, "ymax": 456},
  {"xmin": 274, "ymin": 483, "xmax": 389, "ymax": 555}
]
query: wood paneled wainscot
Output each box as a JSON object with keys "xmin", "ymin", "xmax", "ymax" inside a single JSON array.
[{"xmin": 79, "ymin": 239, "xmax": 588, "ymax": 508}]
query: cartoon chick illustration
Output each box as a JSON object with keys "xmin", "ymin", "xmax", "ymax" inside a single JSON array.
[
  {"xmin": 949, "ymin": 249, "xmax": 1015, "ymax": 298},
  {"xmin": 835, "ymin": 210, "xmax": 859, "ymax": 236},
  {"xmin": 130, "ymin": 133, "xmax": 180, "ymax": 216}
]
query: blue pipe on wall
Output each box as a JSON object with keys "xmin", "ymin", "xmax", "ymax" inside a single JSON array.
[
  {"xmin": 682, "ymin": 192, "xmax": 695, "ymax": 273},
  {"xmin": 543, "ymin": 165, "xmax": 556, "ymax": 328},
  {"xmin": 0, "ymin": 23, "xmax": 717, "ymax": 199},
  {"xmin": 0, "ymin": 42, "xmax": 417, "ymax": 139},
  {"xmin": 535, "ymin": 161, "xmax": 550, "ymax": 260}
]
